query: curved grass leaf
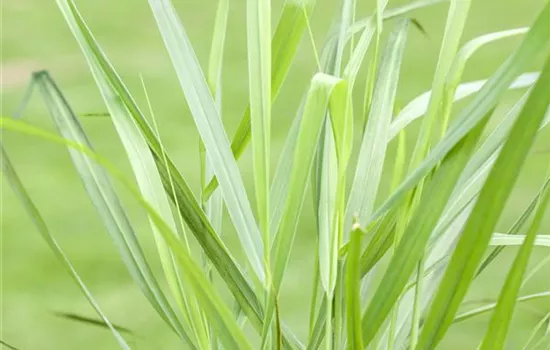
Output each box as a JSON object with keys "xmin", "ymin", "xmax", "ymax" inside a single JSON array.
[
  {"xmin": 489, "ymin": 234, "xmax": 550, "ymax": 247},
  {"xmin": 478, "ymin": 168, "xmax": 550, "ymax": 274},
  {"xmin": 438, "ymin": 27, "xmax": 528, "ymax": 134},
  {"xmin": 417, "ymin": 48, "xmax": 550, "ymax": 350},
  {"xmin": 480, "ymin": 165, "xmax": 550, "ymax": 349},
  {"xmin": 453, "ymin": 291, "xmax": 550, "ymax": 324},
  {"xmin": 26, "ymin": 71, "xmax": 193, "ymax": 345},
  {"xmin": 141, "ymin": 77, "xmax": 210, "ymax": 348},
  {"xmin": 389, "ymin": 72, "xmax": 538, "ymax": 140},
  {"xmin": 0, "ymin": 340, "xmax": 21, "ymax": 350},
  {"xmin": 53, "ymin": 311, "xmax": 133, "ymax": 335},
  {"xmin": 0, "ymin": 146, "xmax": 131, "ymax": 350},
  {"xmin": 0, "ymin": 118, "xmax": 253, "ymax": 350},
  {"xmin": 55, "ymin": 2, "xmax": 207, "ymax": 343}
]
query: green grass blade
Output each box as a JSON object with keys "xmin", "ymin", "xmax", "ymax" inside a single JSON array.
[
  {"xmin": 345, "ymin": 19, "xmax": 410, "ymax": 231},
  {"xmin": 26, "ymin": 71, "xmax": 194, "ymax": 344},
  {"xmin": 307, "ymin": 248, "xmax": 322, "ymax": 344},
  {"xmin": 272, "ymin": 73, "xmax": 346, "ymax": 289},
  {"xmin": 438, "ymin": 27, "xmax": 528, "ymax": 135},
  {"xmin": 489, "ymin": 234, "xmax": 550, "ymax": 247},
  {"xmin": 417, "ymin": 50, "xmax": 550, "ymax": 350},
  {"xmin": 204, "ymin": 0, "xmax": 229, "ymax": 345},
  {"xmin": 52, "ymin": 311, "xmax": 133, "ymax": 335},
  {"xmin": 359, "ymin": 210, "xmax": 398, "ymax": 277},
  {"xmin": 264, "ymin": 74, "xmax": 348, "ymax": 350},
  {"xmin": 140, "ymin": 77, "xmax": 210, "ymax": 348},
  {"xmin": 208, "ymin": 0, "xmax": 229, "ymax": 97},
  {"xmin": 246, "ymin": 0, "xmax": 272, "ymax": 284},
  {"xmin": 203, "ymin": 0, "xmax": 228, "ymax": 240},
  {"xmin": 0, "ymin": 145, "xmax": 131, "ymax": 350},
  {"xmin": 449, "ymin": 28, "xmax": 528, "ymax": 87},
  {"xmin": 453, "ymin": 291, "xmax": 550, "ymax": 324},
  {"xmin": 345, "ymin": 224, "xmax": 364, "ymax": 350},
  {"xmin": 389, "ymin": 72, "xmax": 538, "ymax": 140},
  {"xmin": 270, "ymin": 20, "xmax": 340, "ymax": 244},
  {"xmin": 0, "ymin": 340, "xmax": 20, "ymax": 350},
  {"xmin": 269, "ymin": 104, "xmax": 303, "ymax": 237},
  {"xmin": 314, "ymin": 9, "xmax": 355, "ymax": 348},
  {"xmin": 342, "ymin": 13, "xmax": 374, "ymax": 87},
  {"xmin": 247, "ymin": 0, "xmax": 274, "ymax": 344},
  {"xmin": 480, "ymin": 164, "xmax": 550, "ymax": 349},
  {"xmin": 316, "ymin": 5, "xmax": 357, "ymax": 337},
  {"xmin": 360, "ymin": 109, "xmax": 489, "ymax": 347},
  {"xmin": 408, "ymin": 0, "xmax": 471, "ymax": 170},
  {"xmin": 477, "ymin": 167, "xmax": 550, "ymax": 275},
  {"xmin": 370, "ymin": 2, "xmax": 550, "ymax": 222},
  {"xmin": 388, "ymin": 129, "xmax": 409, "ymax": 350},
  {"xmin": 146, "ymin": 0, "xmax": 265, "ymax": 281}
]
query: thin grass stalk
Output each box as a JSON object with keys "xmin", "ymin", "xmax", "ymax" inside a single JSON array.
[{"xmin": 140, "ymin": 76, "xmax": 210, "ymax": 348}]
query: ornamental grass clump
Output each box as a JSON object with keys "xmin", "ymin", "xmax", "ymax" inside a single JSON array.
[{"xmin": 2, "ymin": 0, "xmax": 550, "ymax": 349}]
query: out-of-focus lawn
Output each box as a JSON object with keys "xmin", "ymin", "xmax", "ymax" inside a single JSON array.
[{"xmin": 1, "ymin": 0, "xmax": 549, "ymax": 349}]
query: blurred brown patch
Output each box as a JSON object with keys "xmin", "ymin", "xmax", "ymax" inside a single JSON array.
[{"xmin": 1, "ymin": 59, "xmax": 41, "ymax": 89}]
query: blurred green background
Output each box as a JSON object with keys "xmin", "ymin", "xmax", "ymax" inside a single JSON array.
[{"xmin": 1, "ymin": 0, "xmax": 549, "ymax": 349}]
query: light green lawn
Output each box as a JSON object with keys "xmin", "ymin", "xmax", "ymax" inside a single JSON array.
[{"xmin": 1, "ymin": 0, "xmax": 549, "ymax": 349}]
